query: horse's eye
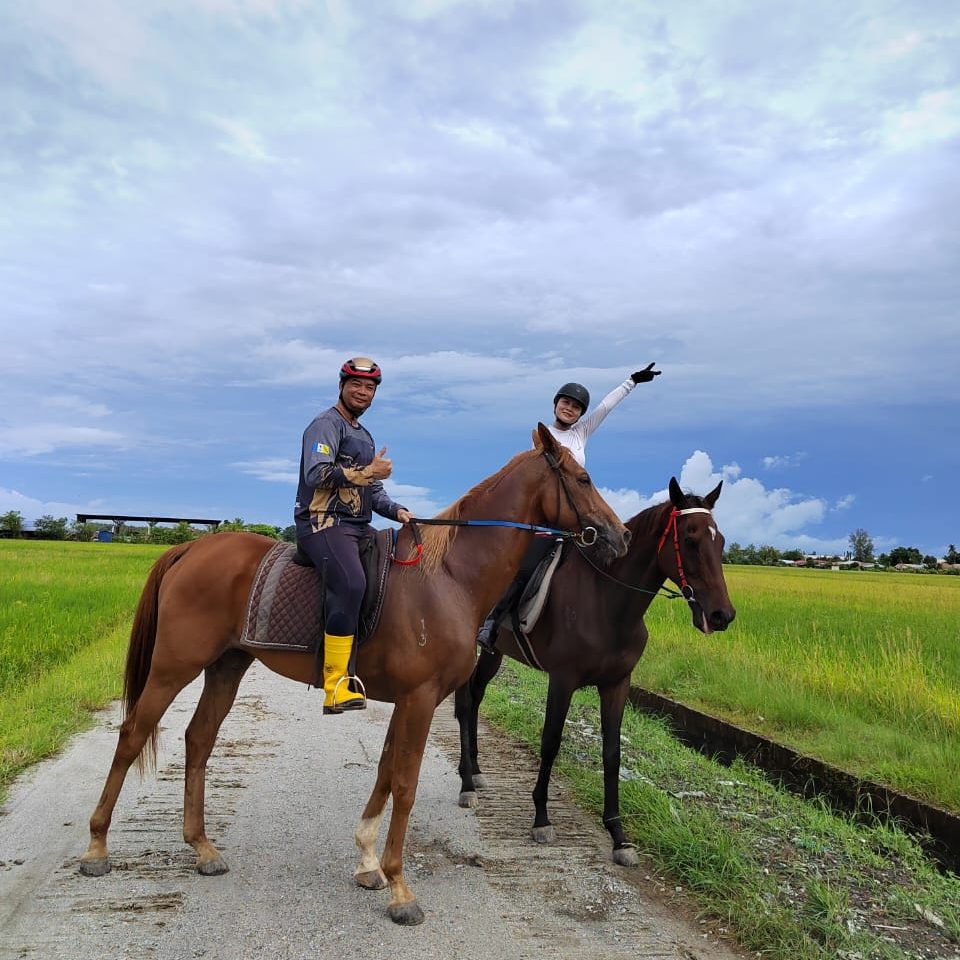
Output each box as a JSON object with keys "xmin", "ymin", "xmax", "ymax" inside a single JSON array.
[{"xmin": 577, "ymin": 474, "xmax": 591, "ymax": 486}]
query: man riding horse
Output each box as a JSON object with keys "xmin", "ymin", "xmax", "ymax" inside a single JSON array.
[{"xmin": 295, "ymin": 357, "xmax": 413, "ymax": 714}]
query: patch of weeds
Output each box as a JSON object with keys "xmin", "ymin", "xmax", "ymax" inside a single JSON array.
[{"xmin": 481, "ymin": 661, "xmax": 960, "ymax": 960}]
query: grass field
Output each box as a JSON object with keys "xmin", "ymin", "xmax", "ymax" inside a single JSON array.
[
  {"xmin": 2, "ymin": 540, "xmax": 958, "ymax": 959},
  {"xmin": 0, "ymin": 539, "xmax": 165, "ymax": 796},
  {"xmin": 637, "ymin": 566, "xmax": 960, "ymax": 812}
]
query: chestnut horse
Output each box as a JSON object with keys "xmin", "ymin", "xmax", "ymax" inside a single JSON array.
[
  {"xmin": 454, "ymin": 477, "xmax": 735, "ymax": 864},
  {"xmin": 79, "ymin": 424, "xmax": 629, "ymax": 925}
]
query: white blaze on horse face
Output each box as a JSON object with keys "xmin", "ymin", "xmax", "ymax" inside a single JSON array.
[{"xmin": 708, "ymin": 525, "xmax": 717, "ymax": 542}]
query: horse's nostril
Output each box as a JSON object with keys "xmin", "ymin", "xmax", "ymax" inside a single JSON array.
[
  {"xmin": 622, "ymin": 530, "xmax": 632, "ymax": 546},
  {"xmin": 710, "ymin": 610, "xmax": 735, "ymax": 628}
]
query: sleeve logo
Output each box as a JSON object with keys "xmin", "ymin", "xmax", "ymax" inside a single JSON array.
[{"xmin": 312, "ymin": 442, "xmax": 331, "ymax": 455}]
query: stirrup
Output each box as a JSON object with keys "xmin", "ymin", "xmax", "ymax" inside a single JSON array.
[{"xmin": 323, "ymin": 675, "xmax": 367, "ymax": 715}]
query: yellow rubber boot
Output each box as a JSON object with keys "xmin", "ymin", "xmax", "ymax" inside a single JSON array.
[{"xmin": 322, "ymin": 633, "xmax": 366, "ymax": 715}]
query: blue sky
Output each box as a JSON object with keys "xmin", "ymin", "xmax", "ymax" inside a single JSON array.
[{"xmin": 1, "ymin": 0, "xmax": 958, "ymax": 557}]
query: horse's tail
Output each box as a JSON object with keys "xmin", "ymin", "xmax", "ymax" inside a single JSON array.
[{"xmin": 123, "ymin": 542, "xmax": 193, "ymax": 773}]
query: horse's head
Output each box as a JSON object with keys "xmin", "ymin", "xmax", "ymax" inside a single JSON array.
[
  {"xmin": 660, "ymin": 477, "xmax": 736, "ymax": 634},
  {"xmin": 532, "ymin": 423, "xmax": 630, "ymax": 565}
]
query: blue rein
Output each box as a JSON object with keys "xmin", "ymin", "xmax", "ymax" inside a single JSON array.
[{"xmin": 412, "ymin": 517, "xmax": 582, "ymax": 538}]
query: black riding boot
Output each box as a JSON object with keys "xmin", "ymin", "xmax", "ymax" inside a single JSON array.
[{"xmin": 476, "ymin": 578, "xmax": 522, "ymax": 653}]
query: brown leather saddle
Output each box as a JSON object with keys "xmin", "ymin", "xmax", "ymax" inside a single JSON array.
[{"xmin": 239, "ymin": 528, "xmax": 394, "ymax": 655}]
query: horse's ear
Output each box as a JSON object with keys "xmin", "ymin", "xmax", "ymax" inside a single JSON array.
[
  {"xmin": 535, "ymin": 422, "xmax": 558, "ymax": 456},
  {"xmin": 704, "ymin": 480, "xmax": 723, "ymax": 509},
  {"xmin": 668, "ymin": 477, "xmax": 686, "ymax": 508}
]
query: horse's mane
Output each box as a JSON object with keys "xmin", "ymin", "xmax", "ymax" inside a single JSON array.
[{"xmin": 419, "ymin": 448, "xmax": 538, "ymax": 571}]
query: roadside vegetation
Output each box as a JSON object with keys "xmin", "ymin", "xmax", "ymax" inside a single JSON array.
[
  {"xmin": 638, "ymin": 566, "xmax": 960, "ymax": 813},
  {"xmin": 482, "ymin": 664, "xmax": 960, "ymax": 960}
]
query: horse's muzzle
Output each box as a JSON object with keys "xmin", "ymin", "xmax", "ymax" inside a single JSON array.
[
  {"xmin": 692, "ymin": 604, "xmax": 736, "ymax": 634},
  {"xmin": 593, "ymin": 524, "xmax": 630, "ymax": 564}
]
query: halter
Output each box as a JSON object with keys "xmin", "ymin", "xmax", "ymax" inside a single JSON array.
[
  {"xmin": 391, "ymin": 446, "xmax": 599, "ymax": 566},
  {"xmin": 656, "ymin": 507, "xmax": 714, "ymax": 608}
]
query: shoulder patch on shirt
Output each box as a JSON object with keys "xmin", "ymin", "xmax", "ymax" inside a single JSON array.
[{"xmin": 312, "ymin": 442, "xmax": 331, "ymax": 455}]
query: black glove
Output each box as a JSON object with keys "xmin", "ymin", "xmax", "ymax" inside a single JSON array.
[{"xmin": 631, "ymin": 363, "xmax": 661, "ymax": 384}]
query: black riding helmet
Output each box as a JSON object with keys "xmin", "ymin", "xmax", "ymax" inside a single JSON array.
[{"xmin": 553, "ymin": 382, "xmax": 589, "ymax": 413}]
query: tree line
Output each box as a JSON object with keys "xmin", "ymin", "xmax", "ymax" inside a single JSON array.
[
  {"xmin": 725, "ymin": 527, "xmax": 959, "ymax": 571},
  {"xmin": 4, "ymin": 511, "xmax": 958, "ymax": 572},
  {"xmin": 0, "ymin": 511, "xmax": 298, "ymax": 545}
]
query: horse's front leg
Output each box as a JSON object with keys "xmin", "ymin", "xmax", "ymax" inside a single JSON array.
[
  {"xmin": 353, "ymin": 710, "xmax": 398, "ymax": 892},
  {"xmin": 531, "ymin": 675, "xmax": 575, "ymax": 843},
  {"xmin": 599, "ymin": 676, "xmax": 638, "ymax": 866},
  {"xmin": 377, "ymin": 689, "xmax": 437, "ymax": 925}
]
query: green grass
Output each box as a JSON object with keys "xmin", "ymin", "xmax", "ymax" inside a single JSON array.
[
  {"xmin": 3, "ymin": 541, "xmax": 960, "ymax": 958},
  {"xmin": 637, "ymin": 566, "xmax": 960, "ymax": 812},
  {"xmin": 482, "ymin": 662, "xmax": 960, "ymax": 960},
  {"xmin": 0, "ymin": 540, "xmax": 165, "ymax": 800}
]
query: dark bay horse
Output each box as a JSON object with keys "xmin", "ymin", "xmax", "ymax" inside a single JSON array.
[
  {"xmin": 79, "ymin": 424, "xmax": 629, "ymax": 925},
  {"xmin": 454, "ymin": 477, "xmax": 735, "ymax": 864}
]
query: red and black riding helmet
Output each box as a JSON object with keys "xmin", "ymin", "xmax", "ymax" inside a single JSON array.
[{"xmin": 339, "ymin": 357, "xmax": 382, "ymax": 385}]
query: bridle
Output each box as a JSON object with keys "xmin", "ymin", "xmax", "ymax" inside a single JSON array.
[
  {"xmin": 392, "ymin": 446, "xmax": 599, "ymax": 566},
  {"xmin": 541, "ymin": 449, "xmax": 598, "ymax": 547},
  {"xmin": 573, "ymin": 504, "xmax": 716, "ymax": 606},
  {"xmin": 656, "ymin": 506, "xmax": 714, "ymax": 609}
]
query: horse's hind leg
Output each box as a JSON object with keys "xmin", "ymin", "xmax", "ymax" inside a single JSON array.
[
  {"xmin": 354, "ymin": 709, "xmax": 398, "ymax": 891},
  {"xmin": 455, "ymin": 650, "xmax": 502, "ymax": 806},
  {"xmin": 80, "ymin": 665, "xmax": 201, "ymax": 876},
  {"xmin": 531, "ymin": 675, "xmax": 575, "ymax": 844},
  {"xmin": 183, "ymin": 650, "xmax": 253, "ymax": 875},
  {"xmin": 599, "ymin": 676, "xmax": 638, "ymax": 866}
]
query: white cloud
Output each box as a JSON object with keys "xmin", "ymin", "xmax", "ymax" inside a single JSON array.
[
  {"xmin": 762, "ymin": 452, "xmax": 808, "ymax": 470},
  {"xmin": 382, "ymin": 480, "xmax": 445, "ymax": 519},
  {"xmin": 601, "ymin": 450, "xmax": 847, "ymax": 552},
  {"xmin": 883, "ymin": 89, "xmax": 960, "ymax": 150},
  {"xmin": 0, "ymin": 425, "xmax": 127, "ymax": 457},
  {"xmin": 0, "ymin": 487, "xmax": 82, "ymax": 520},
  {"xmin": 207, "ymin": 116, "xmax": 279, "ymax": 163},
  {"xmin": 833, "ymin": 494, "xmax": 856, "ymax": 511},
  {"xmin": 43, "ymin": 395, "xmax": 112, "ymax": 418},
  {"xmin": 234, "ymin": 458, "xmax": 298, "ymax": 484}
]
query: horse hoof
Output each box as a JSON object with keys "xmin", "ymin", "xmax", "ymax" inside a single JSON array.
[
  {"xmin": 79, "ymin": 857, "xmax": 110, "ymax": 877},
  {"xmin": 355, "ymin": 869, "xmax": 388, "ymax": 890},
  {"xmin": 458, "ymin": 791, "xmax": 478, "ymax": 809},
  {"xmin": 472, "ymin": 774, "xmax": 487, "ymax": 790},
  {"xmin": 388, "ymin": 900, "xmax": 425, "ymax": 926},
  {"xmin": 197, "ymin": 857, "xmax": 229, "ymax": 876},
  {"xmin": 613, "ymin": 845, "xmax": 639, "ymax": 867},
  {"xmin": 531, "ymin": 825, "xmax": 556, "ymax": 844}
]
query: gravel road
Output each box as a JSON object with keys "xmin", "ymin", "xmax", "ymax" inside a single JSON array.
[{"xmin": 0, "ymin": 663, "xmax": 745, "ymax": 960}]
